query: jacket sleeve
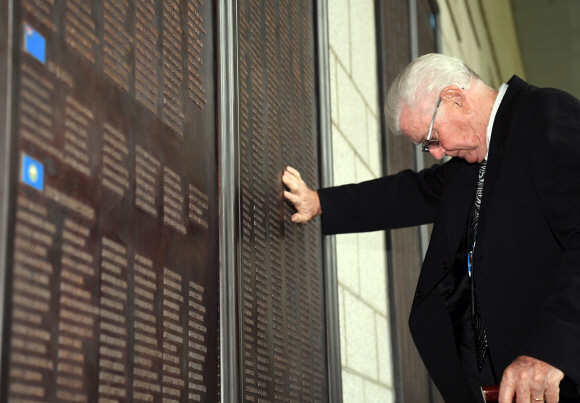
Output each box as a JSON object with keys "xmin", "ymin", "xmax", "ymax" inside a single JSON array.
[
  {"xmin": 520, "ymin": 92, "xmax": 580, "ymax": 389},
  {"xmin": 317, "ymin": 161, "xmax": 448, "ymax": 235}
]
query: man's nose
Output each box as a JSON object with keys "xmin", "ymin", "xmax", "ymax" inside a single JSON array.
[{"xmin": 429, "ymin": 146, "xmax": 446, "ymax": 160}]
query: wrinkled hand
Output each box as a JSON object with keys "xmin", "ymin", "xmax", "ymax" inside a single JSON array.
[
  {"xmin": 499, "ymin": 356, "xmax": 564, "ymax": 403},
  {"xmin": 282, "ymin": 166, "xmax": 321, "ymax": 223}
]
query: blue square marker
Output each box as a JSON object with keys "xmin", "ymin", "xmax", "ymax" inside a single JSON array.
[
  {"xmin": 24, "ymin": 24, "xmax": 46, "ymax": 64},
  {"xmin": 21, "ymin": 154, "xmax": 44, "ymax": 192}
]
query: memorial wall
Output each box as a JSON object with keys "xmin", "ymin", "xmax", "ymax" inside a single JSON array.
[
  {"xmin": 237, "ymin": 0, "xmax": 328, "ymax": 402},
  {"xmin": 1, "ymin": 1, "xmax": 331, "ymax": 403},
  {"xmin": 3, "ymin": 1, "xmax": 219, "ymax": 402}
]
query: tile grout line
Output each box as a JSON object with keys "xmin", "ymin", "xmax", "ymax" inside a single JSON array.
[
  {"xmin": 331, "ymin": 123, "xmax": 382, "ymax": 179},
  {"xmin": 341, "ymin": 365, "xmax": 395, "ymax": 391},
  {"xmin": 330, "ymin": 45, "xmax": 380, "ymax": 119},
  {"xmin": 338, "ymin": 281, "xmax": 389, "ymax": 320},
  {"xmin": 340, "ymin": 286, "xmax": 348, "ymax": 368}
]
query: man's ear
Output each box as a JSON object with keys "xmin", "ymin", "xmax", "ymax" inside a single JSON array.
[{"xmin": 441, "ymin": 86, "xmax": 470, "ymax": 111}]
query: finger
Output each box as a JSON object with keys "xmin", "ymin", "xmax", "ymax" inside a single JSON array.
[
  {"xmin": 282, "ymin": 169, "xmax": 299, "ymax": 185},
  {"xmin": 281, "ymin": 172, "xmax": 290, "ymax": 188},
  {"xmin": 284, "ymin": 190, "xmax": 300, "ymax": 205},
  {"xmin": 515, "ymin": 379, "xmax": 531, "ymax": 403},
  {"xmin": 544, "ymin": 385, "xmax": 559, "ymax": 403},
  {"xmin": 498, "ymin": 378, "xmax": 517, "ymax": 403},
  {"xmin": 291, "ymin": 212, "xmax": 307, "ymax": 224},
  {"xmin": 544, "ymin": 370, "xmax": 563, "ymax": 403},
  {"xmin": 530, "ymin": 372, "xmax": 546, "ymax": 402},
  {"xmin": 283, "ymin": 175, "xmax": 300, "ymax": 192},
  {"xmin": 286, "ymin": 166, "xmax": 301, "ymax": 179}
]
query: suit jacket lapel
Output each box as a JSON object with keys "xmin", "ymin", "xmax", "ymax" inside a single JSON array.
[
  {"xmin": 446, "ymin": 162, "xmax": 478, "ymax": 260},
  {"xmin": 477, "ymin": 131, "xmax": 504, "ymax": 235},
  {"xmin": 477, "ymin": 76, "xmax": 529, "ymax": 242}
]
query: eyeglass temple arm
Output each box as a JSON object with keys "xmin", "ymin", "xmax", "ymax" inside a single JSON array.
[{"xmin": 426, "ymin": 96, "xmax": 442, "ymax": 141}]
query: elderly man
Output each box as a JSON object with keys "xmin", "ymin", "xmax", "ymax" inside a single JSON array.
[{"xmin": 282, "ymin": 54, "xmax": 580, "ymax": 403}]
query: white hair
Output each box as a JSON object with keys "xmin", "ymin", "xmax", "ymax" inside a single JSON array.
[{"xmin": 385, "ymin": 53, "xmax": 481, "ymax": 135}]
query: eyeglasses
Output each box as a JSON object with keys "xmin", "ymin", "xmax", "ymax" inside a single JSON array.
[{"xmin": 421, "ymin": 97, "xmax": 442, "ymax": 152}]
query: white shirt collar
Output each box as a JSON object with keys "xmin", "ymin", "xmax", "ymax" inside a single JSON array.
[{"xmin": 485, "ymin": 83, "xmax": 509, "ymax": 160}]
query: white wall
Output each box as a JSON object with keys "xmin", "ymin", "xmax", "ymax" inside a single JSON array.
[
  {"xmin": 324, "ymin": 1, "xmax": 525, "ymax": 401},
  {"xmin": 328, "ymin": 0, "xmax": 394, "ymax": 402}
]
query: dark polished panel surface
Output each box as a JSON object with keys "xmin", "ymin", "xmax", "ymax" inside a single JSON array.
[
  {"xmin": 237, "ymin": 0, "xmax": 329, "ymax": 402},
  {"xmin": 2, "ymin": 1, "xmax": 219, "ymax": 402},
  {"xmin": 377, "ymin": 1, "xmax": 442, "ymax": 402}
]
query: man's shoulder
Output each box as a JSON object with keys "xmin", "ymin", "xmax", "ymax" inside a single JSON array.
[{"xmin": 507, "ymin": 75, "xmax": 580, "ymax": 111}]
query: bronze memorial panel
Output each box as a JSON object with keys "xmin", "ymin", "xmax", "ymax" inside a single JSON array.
[
  {"xmin": 2, "ymin": 1, "xmax": 218, "ymax": 402},
  {"xmin": 237, "ymin": 1, "xmax": 328, "ymax": 402}
]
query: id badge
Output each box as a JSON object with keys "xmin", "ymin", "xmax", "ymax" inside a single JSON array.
[{"xmin": 468, "ymin": 250, "xmax": 474, "ymax": 278}]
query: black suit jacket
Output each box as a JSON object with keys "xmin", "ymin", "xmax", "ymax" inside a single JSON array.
[{"xmin": 318, "ymin": 76, "xmax": 580, "ymax": 403}]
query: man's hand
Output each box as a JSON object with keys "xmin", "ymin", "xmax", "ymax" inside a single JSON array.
[
  {"xmin": 282, "ymin": 166, "xmax": 321, "ymax": 223},
  {"xmin": 499, "ymin": 356, "xmax": 564, "ymax": 403}
]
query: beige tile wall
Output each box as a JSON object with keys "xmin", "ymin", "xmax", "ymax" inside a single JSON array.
[
  {"xmin": 328, "ymin": 0, "xmax": 394, "ymax": 401},
  {"xmin": 439, "ymin": 0, "xmax": 526, "ymax": 87}
]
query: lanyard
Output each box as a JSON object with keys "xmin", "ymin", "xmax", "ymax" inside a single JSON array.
[{"xmin": 467, "ymin": 229, "xmax": 477, "ymax": 278}]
